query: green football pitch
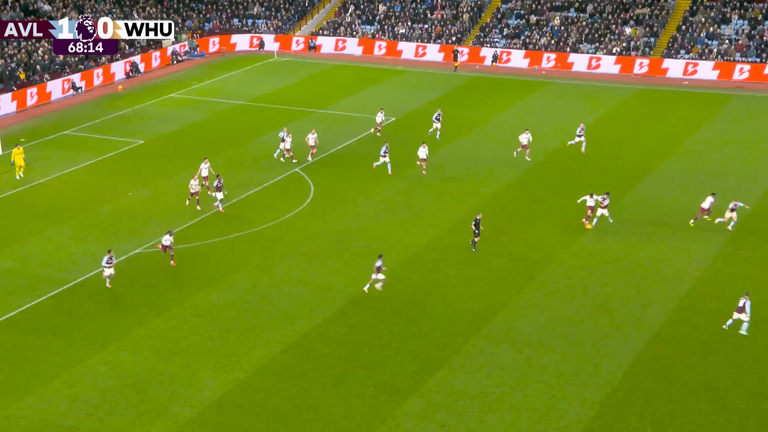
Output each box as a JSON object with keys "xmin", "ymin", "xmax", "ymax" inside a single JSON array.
[{"xmin": 0, "ymin": 54, "xmax": 765, "ymax": 431}]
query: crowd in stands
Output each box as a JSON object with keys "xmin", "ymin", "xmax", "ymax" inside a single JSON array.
[
  {"xmin": 472, "ymin": 0, "xmax": 671, "ymax": 57},
  {"xmin": 0, "ymin": 0, "xmax": 318, "ymax": 94},
  {"xmin": 313, "ymin": 0, "xmax": 488, "ymax": 46},
  {"xmin": 663, "ymin": 1, "xmax": 768, "ymax": 62}
]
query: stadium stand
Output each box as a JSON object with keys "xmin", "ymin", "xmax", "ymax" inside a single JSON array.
[
  {"xmin": 663, "ymin": 0, "xmax": 768, "ymax": 62},
  {"xmin": 0, "ymin": 0, "xmax": 319, "ymax": 94},
  {"xmin": 312, "ymin": 0, "xmax": 489, "ymax": 46},
  {"xmin": 471, "ymin": 0, "xmax": 672, "ymax": 57}
]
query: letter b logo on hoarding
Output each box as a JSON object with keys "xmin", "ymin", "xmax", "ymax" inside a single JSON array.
[
  {"xmin": 415, "ymin": 45, "xmax": 428, "ymax": 58},
  {"xmin": 683, "ymin": 62, "xmax": 698, "ymax": 76},
  {"xmin": 542, "ymin": 53, "xmax": 557, "ymax": 68},
  {"xmin": 499, "ymin": 51, "xmax": 512, "ymax": 65},
  {"xmin": 291, "ymin": 37, "xmax": 304, "ymax": 50},
  {"xmin": 335, "ymin": 39, "xmax": 346, "ymax": 52},
  {"xmin": 587, "ymin": 57, "xmax": 601, "ymax": 70},
  {"xmin": 733, "ymin": 64, "xmax": 750, "ymax": 80},
  {"xmin": 374, "ymin": 41, "xmax": 387, "ymax": 55},
  {"xmin": 634, "ymin": 59, "xmax": 649, "ymax": 74}
]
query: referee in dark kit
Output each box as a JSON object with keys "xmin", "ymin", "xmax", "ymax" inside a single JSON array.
[
  {"xmin": 470, "ymin": 213, "xmax": 483, "ymax": 251},
  {"xmin": 452, "ymin": 46, "xmax": 460, "ymax": 72}
]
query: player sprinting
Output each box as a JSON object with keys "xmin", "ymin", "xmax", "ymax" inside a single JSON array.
[
  {"xmin": 428, "ymin": 109, "xmax": 442, "ymax": 140},
  {"xmin": 577, "ymin": 193, "xmax": 597, "ymax": 228},
  {"xmin": 567, "ymin": 123, "xmax": 587, "ymax": 153},
  {"xmin": 281, "ymin": 133, "xmax": 297, "ymax": 163},
  {"xmin": 723, "ymin": 292, "xmax": 751, "ymax": 335},
  {"xmin": 514, "ymin": 129, "xmax": 533, "ymax": 161},
  {"xmin": 101, "ymin": 249, "xmax": 115, "ymax": 288},
  {"xmin": 11, "ymin": 143, "xmax": 25, "ymax": 179},
  {"xmin": 371, "ymin": 109, "xmax": 385, "ymax": 136},
  {"xmin": 273, "ymin": 127, "xmax": 289, "ymax": 159},
  {"xmin": 196, "ymin": 158, "xmax": 215, "ymax": 195},
  {"xmin": 416, "ymin": 142, "xmax": 429, "ymax": 174},
  {"xmin": 213, "ymin": 174, "xmax": 226, "ymax": 212},
  {"xmin": 373, "ymin": 141, "xmax": 392, "ymax": 175},
  {"xmin": 690, "ymin": 193, "xmax": 716, "ymax": 226},
  {"xmin": 470, "ymin": 213, "xmax": 483, "ymax": 251},
  {"xmin": 592, "ymin": 192, "xmax": 613, "ymax": 226},
  {"xmin": 715, "ymin": 199, "xmax": 749, "ymax": 231},
  {"xmin": 156, "ymin": 230, "xmax": 175, "ymax": 266},
  {"xmin": 305, "ymin": 129, "xmax": 319, "ymax": 161},
  {"xmin": 363, "ymin": 254, "xmax": 386, "ymax": 293},
  {"xmin": 186, "ymin": 175, "xmax": 201, "ymax": 210}
]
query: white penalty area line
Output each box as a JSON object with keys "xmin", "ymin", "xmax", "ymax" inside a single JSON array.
[
  {"xmin": 64, "ymin": 132, "xmax": 143, "ymax": 143},
  {"xmin": 0, "ymin": 138, "xmax": 145, "ymax": 200},
  {"xmin": 171, "ymin": 94, "xmax": 396, "ymax": 120},
  {"xmin": 0, "ymin": 118, "xmax": 396, "ymax": 324},
  {"xmin": 139, "ymin": 169, "xmax": 314, "ymax": 252},
  {"xmin": 0, "ymin": 57, "xmax": 278, "ymax": 156}
]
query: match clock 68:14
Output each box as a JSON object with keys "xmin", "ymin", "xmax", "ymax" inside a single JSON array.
[{"xmin": 52, "ymin": 39, "xmax": 119, "ymax": 55}]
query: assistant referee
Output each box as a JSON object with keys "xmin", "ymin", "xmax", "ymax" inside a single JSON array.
[
  {"xmin": 470, "ymin": 212, "xmax": 483, "ymax": 251},
  {"xmin": 452, "ymin": 46, "xmax": 460, "ymax": 72}
]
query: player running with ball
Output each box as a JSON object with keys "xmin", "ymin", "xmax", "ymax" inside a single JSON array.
[
  {"xmin": 690, "ymin": 193, "xmax": 716, "ymax": 226},
  {"xmin": 417, "ymin": 142, "xmax": 429, "ymax": 174},
  {"xmin": 577, "ymin": 193, "xmax": 598, "ymax": 228},
  {"xmin": 514, "ymin": 129, "xmax": 533, "ymax": 161},
  {"xmin": 157, "ymin": 230, "xmax": 176, "ymax": 266},
  {"xmin": 592, "ymin": 192, "xmax": 613, "ymax": 226},
  {"xmin": 715, "ymin": 199, "xmax": 749, "ymax": 231},
  {"xmin": 723, "ymin": 292, "xmax": 751, "ymax": 335}
]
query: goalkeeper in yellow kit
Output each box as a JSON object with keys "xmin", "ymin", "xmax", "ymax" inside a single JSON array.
[{"xmin": 11, "ymin": 144, "xmax": 25, "ymax": 179}]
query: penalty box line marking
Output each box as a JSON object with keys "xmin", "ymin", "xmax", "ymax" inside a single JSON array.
[
  {"xmin": 0, "ymin": 57, "xmax": 278, "ymax": 156},
  {"xmin": 139, "ymin": 169, "xmax": 314, "ymax": 252},
  {"xmin": 171, "ymin": 94, "xmax": 397, "ymax": 121},
  {"xmin": 0, "ymin": 118, "xmax": 397, "ymax": 324}
]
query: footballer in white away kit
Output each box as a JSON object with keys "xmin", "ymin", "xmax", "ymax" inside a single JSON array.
[
  {"xmin": 373, "ymin": 141, "xmax": 392, "ymax": 175},
  {"xmin": 592, "ymin": 192, "xmax": 613, "ymax": 226},
  {"xmin": 715, "ymin": 199, "xmax": 749, "ymax": 231},
  {"xmin": 186, "ymin": 175, "xmax": 201, "ymax": 210},
  {"xmin": 274, "ymin": 127, "xmax": 289, "ymax": 159},
  {"xmin": 428, "ymin": 109, "xmax": 442, "ymax": 140},
  {"xmin": 723, "ymin": 292, "xmax": 751, "ymax": 335},
  {"xmin": 156, "ymin": 230, "xmax": 175, "ymax": 266},
  {"xmin": 196, "ymin": 158, "xmax": 215, "ymax": 194},
  {"xmin": 577, "ymin": 193, "xmax": 598, "ymax": 228},
  {"xmin": 567, "ymin": 123, "xmax": 587, "ymax": 153},
  {"xmin": 281, "ymin": 133, "xmax": 297, "ymax": 163},
  {"xmin": 514, "ymin": 129, "xmax": 533, "ymax": 161},
  {"xmin": 372, "ymin": 109, "xmax": 385, "ymax": 136},
  {"xmin": 306, "ymin": 129, "xmax": 319, "ymax": 161},
  {"xmin": 690, "ymin": 193, "xmax": 716, "ymax": 226},
  {"xmin": 363, "ymin": 254, "xmax": 386, "ymax": 292},
  {"xmin": 417, "ymin": 142, "xmax": 429, "ymax": 174},
  {"xmin": 101, "ymin": 249, "xmax": 115, "ymax": 288}
]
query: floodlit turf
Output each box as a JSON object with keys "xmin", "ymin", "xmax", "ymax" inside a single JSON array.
[{"xmin": 0, "ymin": 54, "xmax": 765, "ymax": 431}]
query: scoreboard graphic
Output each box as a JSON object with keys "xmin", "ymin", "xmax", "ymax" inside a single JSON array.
[{"xmin": 0, "ymin": 15, "xmax": 175, "ymax": 55}]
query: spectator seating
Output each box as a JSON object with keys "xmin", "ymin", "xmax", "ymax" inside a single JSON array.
[
  {"xmin": 472, "ymin": 0, "xmax": 672, "ymax": 57},
  {"xmin": 313, "ymin": 0, "xmax": 489, "ymax": 46},
  {"xmin": 663, "ymin": 0, "xmax": 768, "ymax": 62}
]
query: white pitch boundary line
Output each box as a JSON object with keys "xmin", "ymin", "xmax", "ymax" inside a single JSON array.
[
  {"xmin": 0, "ymin": 139, "xmax": 145, "ymax": 200},
  {"xmin": 285, "ymin": 57, "xmax": 768, "ymax": 97},
  {"xmin": 64, "ymin": 132, "xmax": 143, "ymax": 143},
  {"xmin": 0, "ymin": 58, "xmax": 277, "ymax": 156},
  {"xmin": 139, "ymin": 169, "xmax": 314, "ymax": 251},
  {"xmin": 171, "ymin": 94, "xmax": 396, "ymax": 120},
  {"xmin": 0, "ymin": 118, "xmax": 396, "ymax": 324}
]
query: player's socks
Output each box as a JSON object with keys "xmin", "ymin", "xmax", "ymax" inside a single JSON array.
[
  {"xmin": 274, "ymin": 148, "xmax": 281, "ymax": 158},
  {"xmin": 715, "ymin": 218, "xmax": 724, "ymax": 223},
  {"xmin": 581, "ymin": 142, "xmax": 587, "ymax": 152},
  {"xmin": 363, "ymin": 284, "xmax": 369, "ymax": 293},
  {"xmin": 436, "ymin": 131, "xmax": 441, "ymax": 139},
  {"xmin": 729, "ymin": 221, "xmax": 736, "ymax": 228},
  {"xmin": 608, "ymin": 217, "xmax": 613, "ymax": 222},
  {"xmin": 106, "ymin": 280, "xmax": 110, "ymax": 287},
  {"xmin": 739, "ymin": 322, "xmax": 749, "ymax": 335},
  {"xmin": 725, "ymin": 319, "xmax": 734, "ymax": 328},
  {"xmin": 19, "ymin": 171, "xmax": 23, "ymax": 177},
  {"xmin": 567, "ymin": 140, "xmax": 574, "ymax": 146},
  {"xmin": 592, "ymin": 218, "xmax": 598, "ymax": 226},
  {"xmin": 387, "ymin": 162, "xmax": 392, "ymax": 174}
]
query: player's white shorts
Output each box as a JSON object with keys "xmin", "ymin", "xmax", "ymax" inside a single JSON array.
[
  {"xmin": 371, "ymin": 273, "xmax": 386, "ymax": 280},
  {"xmin": 215, "ymin": 192, "xmax": 224, "ymax": 200},
  {"xmin": 596, "ymin": 208, "xmax": 610, "ymax": 217},
  {"xmin": 732, "ymin": 312, "xmax": 750, "ymax": 322},
  {"xmin": 725, "ymin": 210, "xmax": 737, "ymax": 220},
  {"xmin": 379, "ymin": 156, "xmax": 390, "ymax": 163},
  {"xmin": 432, "ymin": 122, "xmax": 441, "ymax": 130},
  {"xmin": 574, "ymin": 136, "xmax": 585, "ymax": 142},
  {"xmin": 103, "ymin": 267, "xmax": 115, "ymax": 277}
]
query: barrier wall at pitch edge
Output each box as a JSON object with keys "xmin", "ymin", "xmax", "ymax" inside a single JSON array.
[{"xmin": 3, "ymin": 34, "xmax": 767, "ymax": 117}]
